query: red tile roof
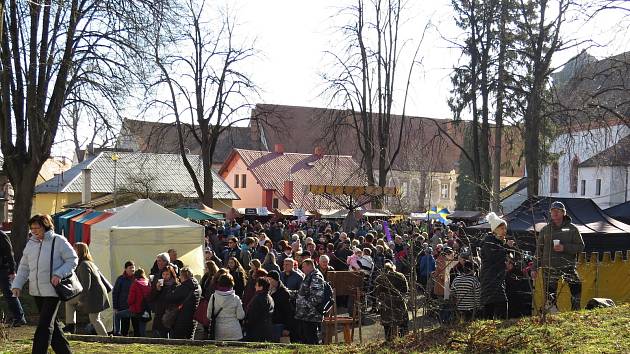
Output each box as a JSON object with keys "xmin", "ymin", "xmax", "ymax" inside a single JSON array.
[
  {"xmin": 251, "ymin": 103, "xmax": 524, "ymax": 176},
  {"xmin": 223, "ymin": 149, "xmax": 367, "ymax": 210}
]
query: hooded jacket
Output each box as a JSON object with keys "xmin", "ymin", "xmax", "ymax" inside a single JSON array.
[
  {"xmin": 12, "ymin": 231, "xmax": 78, "ymax": 297},
  {"xmin": 537, "ymin": 215, "xmax": 584, "ymax": 270},
  {"xmin": 208, "ymin": 289, "xmax": 245, "ymax": 341},
  {"xmin": 128, "ymin": 278, "xmax": 151, "ymax": 313},
  {"xmin": 294, "ymin": 269, "xmax": 325, "ymax": 323}
]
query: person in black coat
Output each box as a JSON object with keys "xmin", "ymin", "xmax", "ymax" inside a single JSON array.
[
  {"xmin": 149, "ymin": 265, "xmax": 179, "ymax": 338},
  {"xmin": 480, "ymin": 213, "xmax": 512, "ymax": 320},
  {"xmin": 506, "ymin": 257, "xmax": 532, "ymax": 318},
  {"xmin": 227, "ymin": 257, "xmax": 247, "ymax": 299},
  {"xmin": 267, "ymin": 270, "xmax": 296, "ymax": 341},
  {"xmin": 165, "ymin": 267, "xmax": 201, "ymax": 339},
  {"xmin": 0, "ymin": 230, "xmax": 26, "ymax": 326},
  {"xmin": 244, "ymin": 277, "xmax": 275, "ymax": 342}
]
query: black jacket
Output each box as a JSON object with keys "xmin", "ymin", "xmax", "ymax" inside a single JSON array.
[
  {"xmin": 271, "ymin": 284, "xmax": 295, "ymax": 328},
  {"xmin": 165, "ymin": 278, "xmax": 201, "ymax": 339},
  {"xmin": 479, "ymin": 233, "xmax": 508, "ymax": 305},
  {"xmin": 0, "ymin": 231, "xmax": 16, "ymax": 273},
  {"xmin": 200, "ymin": 273, "xmax": 215, "ymax": 300},
  {"xmin": 245, "ymin": 290, "xmax": 274, "ymax": 342},
  {"xmin": 230, "ymin": 269, "xmax": 246, "ymax": 298}
]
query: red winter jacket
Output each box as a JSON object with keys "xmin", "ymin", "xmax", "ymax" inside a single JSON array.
[{"xmin": 128, "ymin": 278, "xmax": 151, "ymax": 313}]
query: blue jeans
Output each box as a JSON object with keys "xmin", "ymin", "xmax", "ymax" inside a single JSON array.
[
  {"xmin": 113, "ymin": 309, "xmax": 131, "ymax": 335},
  {"xmin": 0, "ymin": 269, "xmax": 25, "ymax": 321},
  {"xmin": 116, "ymin": 309, "xmax": 146, "ymax": 337}
]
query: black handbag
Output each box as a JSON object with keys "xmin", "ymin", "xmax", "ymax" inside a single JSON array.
[{"xmin": 50, "ymin": 236, "xmax": 83, "ymax": 301}]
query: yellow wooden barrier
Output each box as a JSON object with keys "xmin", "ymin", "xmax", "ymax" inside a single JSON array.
[{"xmin": 533, "ymin": 250, "xmax": 630, "ymax": 313}]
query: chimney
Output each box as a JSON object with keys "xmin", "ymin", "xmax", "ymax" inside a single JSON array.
[
  {"xmin": 274, "ymin": 144, "xmax": 285, "ymax": 154},
  {"xmin": 81, "ymin": 168, "xmax": 92, "ymax": 204},
  {"xmin": 284, "ymin": 180, "xmax": 294, "ymax": 203},
  {"xmin": 314, "ymin": 146, "xmax": 324, "ymax": 158}
]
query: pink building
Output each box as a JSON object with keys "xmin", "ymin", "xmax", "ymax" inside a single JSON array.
[{"xmin": 219, "ymin": 145, "xmax": 366, "ymax": 210}]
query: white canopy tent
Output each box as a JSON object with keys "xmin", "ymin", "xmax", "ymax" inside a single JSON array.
[{"xmin": 90, "ymin": 199, "xmax": 205, "ymax": 330}]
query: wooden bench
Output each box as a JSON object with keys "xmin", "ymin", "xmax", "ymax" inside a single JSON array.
[{"xmin": 322, "ymin": 316, "xmax": 354, "ymax": 344}]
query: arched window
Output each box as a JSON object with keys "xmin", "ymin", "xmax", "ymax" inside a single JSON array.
[
  {"xmin": 550, "ymin": 161, "xmax": 559, "ymax": 194},
  {"xmin": 569, "ymin": 157, "xmax": 579, "ymax": 193}
]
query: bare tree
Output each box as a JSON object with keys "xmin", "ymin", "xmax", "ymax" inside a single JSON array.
[
  {"xmin": 146, "ymin": 0, "xmax": 259, "ymax": 207},
  {"xmin": 0, "ymin": 0, "xmax": 163, "ymax": 259},
  {"xmin": 61, "ymin": 102, "xmax": 117, "ymax": 162},
  {"xmin": 321, "ymin": 0, "xmax": 427, "ymax": 207}
]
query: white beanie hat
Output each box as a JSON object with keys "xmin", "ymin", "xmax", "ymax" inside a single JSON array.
[{"xmin": 486, "ymin": 212, "xmax": 507, "ymax": 232}]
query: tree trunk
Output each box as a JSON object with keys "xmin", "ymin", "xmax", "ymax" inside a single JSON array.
[
  {"xmin": 202, "ymin": 136, "xmax": 215, "ymax": 208},
  {"xmin": 524, "ymin": 93, "xmax": 543, "ymax": 197},
  {"xmin": 9, "ymin": 165, "xmax": 39, "ymax": 263},
  {"xmin": 491, "ymin": 0, "xmax": 508, "ymax": 212},
  {"xmin": 479, "ymin": 6, "xmax": 492, "ymax": 211}
]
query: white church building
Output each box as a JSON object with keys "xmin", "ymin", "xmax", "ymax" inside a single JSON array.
[{"xmin": 539, "ymin": 123, "xmax": 630, "ymax": 210}]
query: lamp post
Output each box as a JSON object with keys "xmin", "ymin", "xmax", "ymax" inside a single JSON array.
[{"xmin": 112, "ymin": 153, "xmax": 120, "ymax": 207}]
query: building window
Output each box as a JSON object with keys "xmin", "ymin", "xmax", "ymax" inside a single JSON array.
[
  {"xmin": 550, "ymin": 162, "xmax": 559, "ymax": 193},
  {"xmin": 440, "ymin": 183, "xmax": 449, "ymax": 199},
  {"xmin": 580, "ymin": 180, "xmax": 586, "ymax": 196},
  {"xmin": 234, "ymin": 174, "xmax": 239, "ymax": 188},
  {"xmin": 595, "ymin": 179, "xmax": 601, "ymax": 196},
  {"xmin": 569, "ymin": 157, "xmax": 579, "ymax": 193},
  {"xmin": 241, "ymin": 174, "xmax": 247, "ymax": 188},
  {"xmin": 272, "ymin": 198, "xmax": 279, "ymax": 209}
]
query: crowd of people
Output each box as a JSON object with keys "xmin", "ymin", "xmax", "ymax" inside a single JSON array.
[{"xmin": 2, "ymin": 202, "xmax": 585, "ymax": 353}]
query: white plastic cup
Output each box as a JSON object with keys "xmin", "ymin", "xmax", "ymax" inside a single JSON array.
[
  {"xmin": 553, "ymin": 239, "xmax": 560, "ymax": 246},
  {"xmin": 158, "ymin": 279, "xmax": 164, "ymax": 286},
  {"xmin": 149, "ymin": 275, "xmax": 155, "ymax": 282}
]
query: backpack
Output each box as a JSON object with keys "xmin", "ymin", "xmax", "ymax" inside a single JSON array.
[{"xmin": 318, "ymin": 280, "xmax": 335, "ymax": 314}]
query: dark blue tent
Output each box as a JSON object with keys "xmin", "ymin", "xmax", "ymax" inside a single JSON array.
[
  {"xmin": 469, "ymin": 197, "xmax": 630, "ymax": 255},
  {"xmin": 604, "ymin": 201, "xmax": 630, "ymax": 225}
]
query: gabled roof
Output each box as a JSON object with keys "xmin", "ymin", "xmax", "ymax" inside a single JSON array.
[
  {"xmin": 251, "ymin": 103, "xmax": 524, "ymax": 176},
  {"xmin": 35, "ymin": 151, "xmax": 239, "ymax": 200},
  {"xmin": 116, "ymin": 119, "xmax": 265, "ymax": 165},
  {"xmin": 579, "ymin": 134, "xmax": 630, "ymax": 167},
  {"xmin": 222, "ymin": 148, "xmax": 367, "ymax": 210}
]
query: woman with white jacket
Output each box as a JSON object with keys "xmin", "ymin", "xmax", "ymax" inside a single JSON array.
[
  {"xmin": 207, "ymin": 273, "xmax": 245, "ymax": 341},
  {"xmin": 12, "ymin": 214, "xmax": 78, "ymax": 354}
]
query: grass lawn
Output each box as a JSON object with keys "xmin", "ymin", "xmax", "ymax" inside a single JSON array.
[
  {"xmin": 354, "ymin": 304, "xmax": 630, "ymax": 353},
  {"xmin": 1, "ymin": 303, "xmax": 628, "ymax": 353}
]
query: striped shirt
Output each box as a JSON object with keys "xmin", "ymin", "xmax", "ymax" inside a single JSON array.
[{"xmin": 450, "ymin": 275, "xmax": 481, "ymax": 311}]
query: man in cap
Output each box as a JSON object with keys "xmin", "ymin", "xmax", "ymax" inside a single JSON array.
[{"xmin": 535, "ymin": 201, "xmax": 584, "ymax": 311}]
